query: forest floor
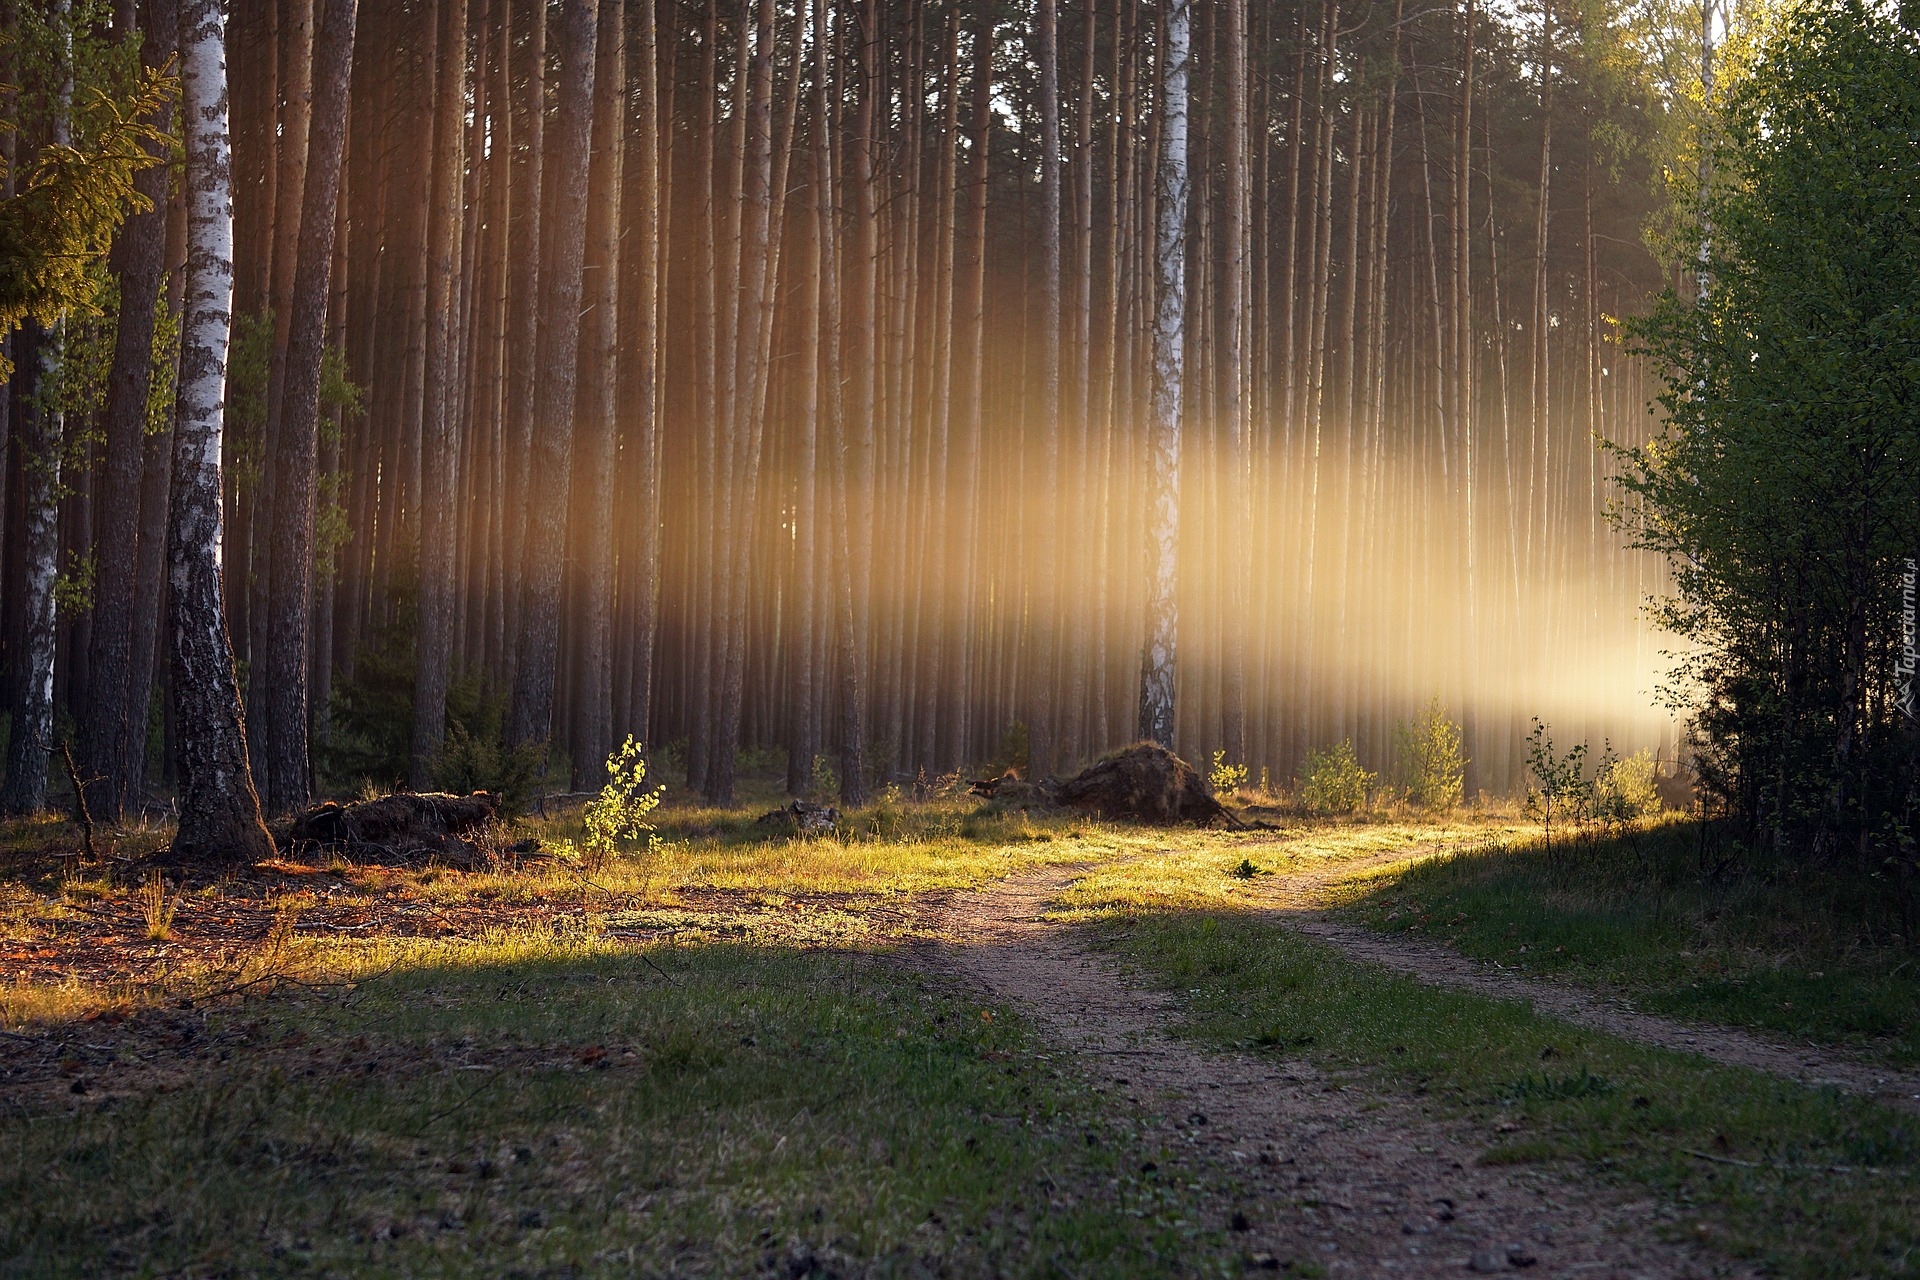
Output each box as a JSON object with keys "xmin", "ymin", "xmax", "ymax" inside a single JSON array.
[{"xmin": 1, "ymin": 792, "xmax": 1917, "ymax": 1277}]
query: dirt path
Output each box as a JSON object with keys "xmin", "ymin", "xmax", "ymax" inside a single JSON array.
[
  {"xmin": 1253, "ymin": 846, "xmax": 1920, "ymax": 1115},
  {"xmin": 932, "ymin": 867, "xmax": 1745, "ymax": 1279}
]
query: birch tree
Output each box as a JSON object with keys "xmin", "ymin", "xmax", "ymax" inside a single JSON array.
[{"xmin": 167, "ymin": 0, "xmax": 274, "ymax": 862}]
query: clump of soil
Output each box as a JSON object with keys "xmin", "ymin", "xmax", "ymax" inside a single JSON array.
[
  {"xmin": 282, "ymin": 791, "xmax": 499, "ymax": 865},
  {"xmin": 972, "ymin": 742, "xmax": 1234, "ymax": 827},
  {"xmin": 1055, "ymin": 742, "xmax": 1230, "ymax": 826}
]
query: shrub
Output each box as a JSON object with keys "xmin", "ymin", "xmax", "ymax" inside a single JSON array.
[
  {"xmin": 322, "ymin": 593, "xmax": 555, "ymax": 807},
  {"xmin": 1208, "ymin": 750, "xmax": 1248, "ymax": 797},
  {"xmin": 577, "ymin": 737, "xmax": 664, "ymax": 870},
  {"xmin": 1594, "ymin": 748, "xmax": 1662, "ymax": 827},
  {"xmin": 1300, "ymin": 741, "xmax": 1374, "ymax": 814},
  {"xmin": 1391, "ymin": 698, "xmax": 1466, "ymax": 811},
  {"xmin": 810, "ymin": 752, "xmax": 839, "ymax": 798},
  {"xmin": 429, "ymin": 718, "xmax": 547, "ymax": 818}
]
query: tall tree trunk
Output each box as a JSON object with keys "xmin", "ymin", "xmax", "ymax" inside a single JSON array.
[
  {"xmin": 1139, "ymin": 0, "xmax": 1190, "ymax": 749},
  {"xmin": 406, "ymin": 0, "xmax": 466, "ymax": 784},
  {"xmin": 615, "ymin": 0, "xmax": 663, "ymax": 748},
  {"xmin": 168, "ymin": 0, "xmax": 274, "ymax": 863},
  {"xmin": 1031, "ymin": 0, "xmax": 1062, "ymax": 775},
  {"xmin": 1220, "ymin": 0, "xmax": 1249, "ymax": 768},
  {"xmin": 506, "ymin": 0, "xmax": 598, "ymax": 749},
  {"xmin": 0, "ymin": 5, "xmax": 71, "ymax": 817},
  {"xmin": 125, "ymin": 132, "xmax": 190, "ymax": 811},
  {"xmin": 1, "ymin": 320, "xmax": 57, "ymax": 815},
  {"xmin": 262, "ymin": 0, "xmax": 358, "ymax": 812},
  {"xmin": 1528, "ymin": 0, "xmax": 1553, "ymax": 579},
  {"xmin": 81, "ymin": 0, "xmax": 176, "ymax": 820},
  {"xmin": 250, "ymin": 0, "xmax": 314, "ymax": 781},
  {"xmin": 945, "ymin": 0, "xmax": 992, "ymax": 770},
  {"xmin": 567, "ymin": 0, "xmax": 624, "ymax": 787},
  {"xmin": 504, "ymin": 0, "xmax": 546, "ymax": 690}
]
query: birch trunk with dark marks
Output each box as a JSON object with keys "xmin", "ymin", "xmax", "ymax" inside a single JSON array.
[
  {"xmin": 1138, "ymin": 0, "xmax": 1190, "ymax": 751},
  {"xmin": 262, "ymin": 0, "xmax": 358, "ymax": 812},
  {"xmin": 167, "ymin": 0, "xmax": 273, "ymax": 863},
  {"xmin": 0, "ymin": 322, "xmax": 58, "ymax": 816},
  {"xmin": 0, "ymin": 3, "xmax": 71, "ymax": 818},
  {"xmin": 506, "ymin": 0, "xmax": 598, "ymax": 750},
  {"xmin": 410, "ymin": 0, "xmax": 469, "ymax": 785}
]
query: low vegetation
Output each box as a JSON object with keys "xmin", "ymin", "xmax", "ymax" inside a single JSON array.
[
  {"xmin": 2, "ymin": 938, "xmax": 1222, "ymax": 1277},
  {"xmin": 1342, "ymin": 818, "xmax": 1920, "ymax": 1066},
  {"xmin": 1083, "ymin": 909, "xmax": 1920, "ymax": 1280},
  {"xmin": 5, "ymin": 750, "xmax": 1917, "ymax": 1277}
]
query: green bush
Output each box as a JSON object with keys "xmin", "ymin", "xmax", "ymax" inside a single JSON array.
[
  {"xmin": 575, "ymin": 737, "xmax": 664, "ymax": 870},
  {"xmin": 321, "ymin": 593, "xmax": 553, "ymax": 807},
  {"xmin": 1391, "ymin": 698, "xmax": 1465, "ymax": 811},
  {"xmin": 1208, "ymin": 750, "xmax": 1248, "ymax": 797},
  {"xmin": 1299, "ymin": 740, "xmax": 1374, "ymax": 814},
  {"xmin": 1594, "ymin": 748, "xmax": 1662, "ymax": 826},
  {"xmin": 810, "ymin": 752, "xmax": 839, "ymax": 798}
]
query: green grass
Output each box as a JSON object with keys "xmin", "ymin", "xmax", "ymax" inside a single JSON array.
[
  {"xmin": 1339, "ymin": 818, "xmax": 1920, "ymax": 1064},
  {"xmin": 1, "ymin": 934, "xmax": 1236, "ymax": 1278},
  {"xmin": 1080, "ymin": 909, "xmax": 1920, "ymax": 1279}
]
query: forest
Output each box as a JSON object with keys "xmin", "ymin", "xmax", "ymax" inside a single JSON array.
[
  {"xmin": 1, "ymin": 0, "xmax": 1713, "ymax": 851},
  {"xmin": 3, "ymin": 3, "xmax": 1919, "ymax": 1276}
]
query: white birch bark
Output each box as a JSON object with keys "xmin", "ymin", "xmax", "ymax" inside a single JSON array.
[
  {"xmin": 1138, "ymin": 0, "xmax": 1190, "ymax": 749},
  {"xmin": 166, "ymin": 0, "xmax": 274, "ymax": 862},
  {"xmin": 0, "ymin": 2, "xmax": 69, "ymax": 816}
]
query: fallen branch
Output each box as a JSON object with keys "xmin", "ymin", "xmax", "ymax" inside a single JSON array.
[{"xmin": 1683, "ymin": 1147, "xmax": 1889, "ymax": 1176}]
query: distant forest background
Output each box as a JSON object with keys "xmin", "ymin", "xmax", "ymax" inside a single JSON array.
[{"xmin": 2, "ymin": 0, "xmax": 1714, "ymax": 817}]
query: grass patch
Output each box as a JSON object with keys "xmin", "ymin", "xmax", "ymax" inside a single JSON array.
[
  {"xmin": 1, "ymin": 936, "xmax": 1234, "ymax": 1277},
  {"xmin": 1081, "ymin": 909, "xmax": 1920, "ymax": 1279},
  {"xmin": 1341, "ymin": 818, "xmax": 1920, "ymax": 1064}
]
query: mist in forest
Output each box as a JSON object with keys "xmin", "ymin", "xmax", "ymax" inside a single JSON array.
[{"xmin": 1, "ymin": 0, "xmax": 1711, "ymax": 832}]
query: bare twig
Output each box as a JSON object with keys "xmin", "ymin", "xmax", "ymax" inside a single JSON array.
[
  {"xmin": 1683, "ymin": 1147, "xmax": 1889, "ymax": 1176},
  {"xmin": 54, "ymin": 739, "xmax": 96, "ymax": 859}
]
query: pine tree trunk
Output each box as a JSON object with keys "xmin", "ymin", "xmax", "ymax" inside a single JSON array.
[
  {"xmin": 408, "ymin": 0, "xmax": 468, "ymax": 785},
  {"xmin": 1220, "ymin": 0, "xmax": 1249, "ymax": 769},
  {"xmin": 1029, "ymin": 0, "xmax": 1062, "ymax": 776},
  {"xmin": 1139, "ymin": 0, "xmax": 1190, "ymax": 750},
  {"xmin": 1528, "ymin": 0, "xmax": 1553, "ymax": 580},
  {"xmin": 504, "ymin": 0, "xmax": 546, "ymax": 689},
  {"xmin": 259, "ymin": 0, "xmax": 357, "ymax": 812},
  {"xmin": 945, "ymin": 1, "xmax": 992, "ymax": 770},
  {"xmin": 507, "ymin": 0, "xmax": 599, "ymax": 750},
  {"xmin": 567, "ymin": 0, "xmax": 624, "ymax": 788},
  {"xmin": 615, "ymin": 0, "xmax": 663, "ymax": 748},
  {"xmin": 81, "ymin": 0, "xmax": 176, "ymax": 820},
  {"xmin": 168, "ymin": 0, "xmax": 275, "ymax": 863},
  {"xmin": 250, "ymin": 0, "xmax": 314, "ymax": 782}
]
